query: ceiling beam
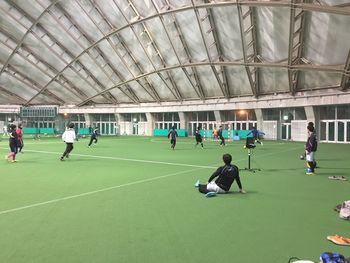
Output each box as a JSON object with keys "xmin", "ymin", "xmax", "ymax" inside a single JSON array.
[
  {"xmin": 92, "ymin": 0, "xmax": 161, "ymax": 103},
  {"xmin": 237, "ymin": 3, "xmax": 259, "ymax": 97},
  {"xmin": 76, "ymin": 61, "xmax": 343, "ymax": 107},
  {"xmin": 18, "ymin": 0, "xmax": 347, "ymax": 105},
  {"xmin": 3, "ymin": 66, "xmax": 65, "ymax": 105},
  {"xmin": 0, "ymin": 0, "xmax": 61, "ymax": 77},
  {"xmin": 204, "ymin": 0, "xmax": 230, "ymax": 97},
  {"xmin": 150, "ymin": 0, "xmax": 205, "ymax": 100},
  {"xmin": 53, "ymin": 2, "xmax": 118, "ymax": 104},
  {"xmin": 113, "ymin": 0, "xmax": 182, "ymax": 102},
  {"xmin": 0, "ymin": 85, "xmax": 28, "ymax": 104},
  {"xmin": 0, "ymin": 34, "xmax": 66, "ymax": 105},
  {"xmin": 127, "ymin": 0, "xmax": 183, "ymax": 101},
  {"xmin": 288, "ymin": 0, "xmax": 307, "ymax": 95},
  {"xmin": 191, "ymin": 0, "xmax": 228, "ymax": 98},
  {"xmin": 340, "ymin": 49, "xmax": 350, "ymax": 91},
  {"xmin": 75, "ymin": 0, "xmax": 140, "ymax": 104}
]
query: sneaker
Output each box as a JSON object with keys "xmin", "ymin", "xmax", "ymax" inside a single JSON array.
[
  {"xmin": 60, "ymin": 157, "xmax": 64, "ymax": 161},
  {"xmin": 194, "ymin": 180, "xmax": 200, "ymax": 188},
  {"xmin": 11, "ymin": 160, "xmax": 17, "ymax": 163},
  {"xmin": 328, "ymin": 176, "xmax": 347, "ymax": 181},
  {"xmin": 306, "ymin": 172, "xmax": 316, "ymax": 176},
  {"xmin": 205, "ymin": 192, "xmax": 217, "ymax": 197},
  {"xmin": 327, "ymin": 235, "xmax": 350, "ymax": 246}
]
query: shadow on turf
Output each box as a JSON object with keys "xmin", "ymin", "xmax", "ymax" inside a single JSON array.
[{"xmin": 224, "ymin": 190, "xmax": 258, "ymax": 195}]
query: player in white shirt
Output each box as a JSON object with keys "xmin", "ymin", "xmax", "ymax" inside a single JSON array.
[{"xmin": 60, "ymin": 123, "xmax": 76, "ymax": 161}]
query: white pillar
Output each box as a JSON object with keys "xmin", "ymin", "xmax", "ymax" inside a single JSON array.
[
  {"xmin": 304, "ymin": 106, "xmax": 320, "ymax": 133},
  {"xmin": 115, "ymin": 113, "xmax": 123, "ymax": 135},
  {"xmin": 254, "ymin": 109, "xmax": 263, "ymax": 130},
  {"xmin": 214, "ymin": 110, "xmax": 222, "ymax": 125},
  {"xmin": 178, "ymin": 112, "xmax": 188, "ymax": 130},
  {"xmin": 84, "ymin": 113, "xmax": 91, "ymax": 128},
  {"xmin": 145, "ymin": 112, "xmax": 155, "ymax": 136}
]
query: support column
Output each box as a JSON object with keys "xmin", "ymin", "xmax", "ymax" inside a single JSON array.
[
  {"xmin": 145, "ymin": 112, "xmax": 155, "ymax": 136},
  {"xmin": 178, "ymin": 112, "xmax": 188, "ymax": 131},
  {"xmin": 304, "ymin": 106, "xmax": 320, "ymax": 133},
  {"xmin": 254, "ymin": 109, "xmax": 263, "ymax": 130},
  {"xmin": 214, "ymin": 110, "xmax": 222, "ymax": 125},
  {"xmin": 115, "ymin": 113, "xmax": 124, "ymax": 135},
  {"xmin": 84, "ymin": 113, "xmax": 91, "ymax": 128}
]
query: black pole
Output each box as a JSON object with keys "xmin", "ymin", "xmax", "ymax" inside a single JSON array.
[{"xmin": 248, "ymin": 149, "xmax": 251, "ymax": 169}]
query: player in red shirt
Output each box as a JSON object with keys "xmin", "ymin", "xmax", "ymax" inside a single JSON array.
[{"xmin": 16, "ymin": 123, "xmax": 24, "ymax": 153}]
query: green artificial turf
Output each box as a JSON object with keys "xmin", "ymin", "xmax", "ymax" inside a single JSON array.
[{"xmin": 0, "ymin": 136, "xmax": 349, "ymax": 263}]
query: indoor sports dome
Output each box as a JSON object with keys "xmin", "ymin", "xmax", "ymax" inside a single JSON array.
[
  {"xmin": 0, "ymin": 0, "xmax": 349, "ymax": 141},
  {"xmin": 0, "ymin": 1, "xmax": 349, "ymax": 263}
]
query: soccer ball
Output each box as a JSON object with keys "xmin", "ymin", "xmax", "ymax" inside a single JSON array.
[{"xmin": 299, "ymin": 155, "xmax": 305, "ymax": 160}]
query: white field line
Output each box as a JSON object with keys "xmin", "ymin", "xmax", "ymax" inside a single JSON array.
[
  {"xmin": 0, "ymin": 168, "xmax": 202, "ymax": 216},
  {"xmin": 0, "ymin": 147, "xmax": 217, "ymax": 169},
  {"xmin": 0, "ymin": 146, "xmax": 301, "ymax": 216},
  {"xmin": 149, "ymin": 138, "xmax": 288, "ymax": 146}
]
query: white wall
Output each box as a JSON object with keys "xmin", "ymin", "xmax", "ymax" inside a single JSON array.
[
  {"xmin": 119, "ymin": 122, "xmax": 132, "ymax": 135},
  {"xmin": 138, "ymin": 122, "xmax": 147, "ymax": 135},
  {"xmin": 263, "ymin": 121, "xmax": 278, "ymax": 140},
  {"xmin": 291, "ymin": 120, "xmax": 308, "ymax": 142},
  {"xmin": 0, "ymin": 121, "xmax": 4, "ymax": 134}
]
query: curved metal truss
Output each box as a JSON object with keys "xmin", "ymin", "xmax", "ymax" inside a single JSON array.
[{"xmin": 0, "ymin": 0, "xmax": 349, "ymax": 106}]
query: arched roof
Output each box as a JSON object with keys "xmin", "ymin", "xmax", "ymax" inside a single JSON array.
[{"xmin": 0, "ymin": 0, "xmax": 349, "ymax": 106}]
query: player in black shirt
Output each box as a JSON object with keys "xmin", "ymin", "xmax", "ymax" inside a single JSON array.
[
  {"xmin": 5, "ymin": 124, "xmax": 18, "ymax": 163},
  {"xmin": 305, "ymin": 125, "xmax": 317, "ymax": 175},
  {"xmin": 218, "ymin": 126, "xmax": 225, "ymax": 146},
  {"xmin": 194, "ymin": 127, "xmax": 204, "ymax": 148},
  {"xmin": 88, "ymin": 128, "xmax": 99, "ymax": 147},
  {"xmin": 168, "ymin": 126, "xmax": 178, "ymax": 150},
  {"xmin": 195, "ymin": 154, "xmax": 246, "ymax": 195}
]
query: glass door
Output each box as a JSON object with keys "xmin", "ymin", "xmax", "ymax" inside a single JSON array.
[
  {"xmin": 337, "ymin": 121, "xmax": 345, "ymax": 142},
  {"xmin": 281, "ymin": 123, "xmax": 291, "ymax": 140}
]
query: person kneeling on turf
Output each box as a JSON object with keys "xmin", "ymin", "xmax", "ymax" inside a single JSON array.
[{"xmin": 195, "ymin": 153, "xmax": 246, "ymax": 196}]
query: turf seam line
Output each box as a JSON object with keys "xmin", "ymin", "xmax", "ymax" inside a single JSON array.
[{"xmin": 0, "ymin": 167, "xmax": 203, "ymax": 216}]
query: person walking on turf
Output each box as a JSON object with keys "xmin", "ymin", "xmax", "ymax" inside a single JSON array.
[
  {"xmin": 194, "ymin": 127, "xmax": 204, "ymax": 149},
  {"xmin": 5, "ymin": 124, "xmax": 18, "ymax": 163},
  {"xmin": 247, "ymin": 126, "xmax": 265, "ymax": 146},
  {"xmin": 218, "ymin": 125, "xmax": 225, "ymax": 146},
  {"xmin": 168, "ymin": 126, "xmax": 178, "ymax": 150},
  {"xmin": 88, "ymin": 127, "xmax": 99, "ymax": 148},
  {"xmin": 305, "ymin": 124, "xmax": 317, "ymax": 175},
  {"xmin": 60, "ymin": 123, "xmax": 76, "ymax": 161},
  {"xmin": 16, "ymin": 123, "xmax": 24, "ymax": 153},
  {"xmin": 195, "ymin": 153, "xmax": 246, "ymax": 196}
]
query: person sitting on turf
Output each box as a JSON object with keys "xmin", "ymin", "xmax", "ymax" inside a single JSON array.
[
  {"xmin": 168, "ymin": 126, "xmax": 178, "ymax": 150},
  {"xmin": 195, "ymin": 153, "xmax": 246, "ymax": 196}
]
